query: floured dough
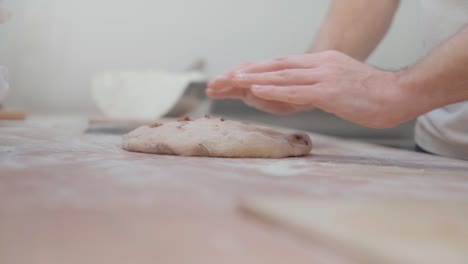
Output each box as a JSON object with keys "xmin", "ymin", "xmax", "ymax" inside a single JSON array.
[{"xmin": 122, "ymin": 116, "xmax": 312, "ymax": 158}]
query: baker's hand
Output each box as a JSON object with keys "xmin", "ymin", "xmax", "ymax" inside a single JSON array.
[
  {"xmin": 208, "ymin": 85, "xmax": 314, "ymax": 115},
  {"xmin": 208, "ymin": 50, "xmax": 413, "ymax": 128},
  {"xmin": 206, "ymin": 63, "xmax": 315, "ymax": 115}
]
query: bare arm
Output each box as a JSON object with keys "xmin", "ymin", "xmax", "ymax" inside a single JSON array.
[
  {"xmin": 309, "ymin": 0, "xmax": 400, "ymax": 61},
  {"xmin": 398, "ymin": 25, "xmax": 468, "ymax": 114},
  {"xmin": 209, "ymin": 24, "xmax": 468, "ymax": 127},
  {"xmin": 207, "ymin": 0, "xmax": 468, "ymax": 129}
]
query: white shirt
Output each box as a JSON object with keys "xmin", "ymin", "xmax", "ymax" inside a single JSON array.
[{"xmin": 416, "ymin": 0, "xmax": 468, "ymax": 160}]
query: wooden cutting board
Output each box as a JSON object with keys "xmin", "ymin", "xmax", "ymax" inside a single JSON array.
[{"xmin": 240, "ymin": 198, "xmax": 468, "ymax": 264}]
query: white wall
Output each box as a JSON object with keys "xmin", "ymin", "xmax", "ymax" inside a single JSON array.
[{"xmin": 0, "ymin": 0, "xmax": 423, "ymax": 113}]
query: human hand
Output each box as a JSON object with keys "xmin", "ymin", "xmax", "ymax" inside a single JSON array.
[
  {"xmin": 208, "ymin": 85, "xmax": 314, "ymax": 115},
  {"xmin": 208, "ymin": 51, "xmax": 415, "ymax": 128},
  {"xmin": 206, "ymin": 63, "xmax": 315, "ymax": 115}
]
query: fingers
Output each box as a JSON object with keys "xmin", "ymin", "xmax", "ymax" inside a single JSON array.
[
  {"xmin": 221, "ymin": 62, "xmax": 253, "ymax": 77},
  {"xmin": 207, "ymin": 76, "xmax": 232, "ymax": 91},
  {"xmin": 209, "ymin": 53, "xmax": 323, "ymax": 90},
  {"xmin": 206, "ymin": 86, "xmax": 303, "ymax": 115},
  {"xmin": 251, "ymin": 85, "xmax": 322, "ymax": 105},
  {"xmin": 242, "ymin": 93, "xmax": 300, "ymax": 115},
  {"xmin": 208, "ymin": 62, "xmax": 253, "ymax": 90},
  {"xmin": 231, "ymin": 69, "xmax": 321, "ymax": 87},
  {"xmin": 206, "ymin": 86, "xmax": 245, "ymax": 99},
  {"xmin": 209, "ymin": 68, "xmax": 322, "ymax": 91},
  {"xmin": 236, "ymin": 54, "xmax": 322, "ymax": 74}
]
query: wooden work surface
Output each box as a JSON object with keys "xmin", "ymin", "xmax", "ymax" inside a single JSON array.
[{"xmin": 1, "ymin": 116, "xmax": 468, "ymax": 264}]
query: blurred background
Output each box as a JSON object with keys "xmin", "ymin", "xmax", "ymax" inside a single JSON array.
[{"xmin": 0, "ymin": 0, "xmax": 423, "ymax": 147}]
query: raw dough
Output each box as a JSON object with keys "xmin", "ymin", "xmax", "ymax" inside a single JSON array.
[{"xmin": 122, "ymin": 116, "xmax": 312, "ymax": 158}]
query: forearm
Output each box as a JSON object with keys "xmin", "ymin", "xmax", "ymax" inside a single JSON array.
[
  {"xmin": 309, "ymin": 0, "xmax": 400, "ymax": 61},
  {"xmin": 398, "ymin": 26, "xmax": 468, "ymax": 115}
]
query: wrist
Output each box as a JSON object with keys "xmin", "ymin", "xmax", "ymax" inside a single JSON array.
[{"xmin": 394, "ymin": 67, "xmax": 439, "ymax": 118}]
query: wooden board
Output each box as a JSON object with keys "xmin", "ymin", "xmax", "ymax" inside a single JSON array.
[
  {"xmin": 1, "ymin": 116, "xmax": 468, "ymax": 264},
  {"xmin": 0, "ymin": 110, "xmax": 26, "ymax": 120},
  {"xmin": 240, "ymin": 198, "xmax": 468, "ymax": 264}
]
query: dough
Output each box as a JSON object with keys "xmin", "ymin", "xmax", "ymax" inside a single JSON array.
[{"xmin": 122, "ymin": 116, "xmax": 312, "ymax": 158}]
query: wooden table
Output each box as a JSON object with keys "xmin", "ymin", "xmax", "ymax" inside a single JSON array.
[{"xmin": 1, "ymin": 116, "xmax": 468, "ymax": 264}]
